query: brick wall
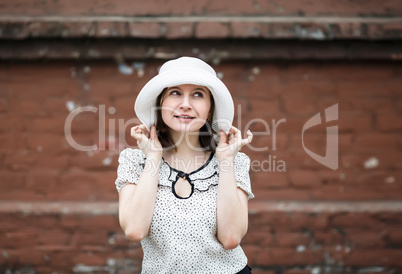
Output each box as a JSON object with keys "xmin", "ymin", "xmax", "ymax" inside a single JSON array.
[{"xmin": 0, "ymin": 59, "xmax": 401, "ymax": 273}]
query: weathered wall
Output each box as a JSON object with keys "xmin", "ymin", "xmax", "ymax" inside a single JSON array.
[
  {"xmin": 1, "ymin": 0, "xmax": 402, "ymax": 273},
  {"xmin": 0, "ymin": 59, "xmax": 401, "ymax": 273},
  {"xmin": 0, "ymin": 60, "xmax": 401, "ymax": 201}
]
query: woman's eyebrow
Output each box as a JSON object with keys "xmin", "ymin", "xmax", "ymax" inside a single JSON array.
[
  {"xmin": 194, "ymin": 88, "xmax": 208, "ymax": 93},
  {"xmin": 166, "ymin": 86, "xmax": 180, "ymax": 91}
]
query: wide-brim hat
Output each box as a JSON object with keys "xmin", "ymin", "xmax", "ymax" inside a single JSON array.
[{"xmin": 134, "ymin": 56, "xmax": 234, "ymax": 139}]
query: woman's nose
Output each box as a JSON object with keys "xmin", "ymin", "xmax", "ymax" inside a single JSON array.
[{"xmin": 179, "ymin": 95, "xmax": 191, "ymax": 109}]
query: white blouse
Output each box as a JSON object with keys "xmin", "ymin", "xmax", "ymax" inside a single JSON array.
[{"xmin": 115, "ymin": 148, "xmax": 254, "ymax": 274}]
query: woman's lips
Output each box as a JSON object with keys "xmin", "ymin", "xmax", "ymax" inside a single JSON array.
[{"xmin": 174, "ymin": 115, "xmax": 194, "ymax": 122}]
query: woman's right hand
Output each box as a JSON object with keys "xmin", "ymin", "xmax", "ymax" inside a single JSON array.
[{"xmin": 131, "ymin": 125, "xmax": 163, "ymax": 159}]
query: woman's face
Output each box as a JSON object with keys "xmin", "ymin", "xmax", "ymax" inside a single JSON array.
[{"xmin": 161, "ymin": 84, "xmax": 212, "ymax": 134}]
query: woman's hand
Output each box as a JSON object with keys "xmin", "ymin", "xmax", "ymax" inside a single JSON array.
[
  {"xmin": 216, "ymin": 126, "xmax": 253, "ymax": 163},
  {"xmin": 131, "ymin": 125, "xmax": 163, "ymax": 159}
]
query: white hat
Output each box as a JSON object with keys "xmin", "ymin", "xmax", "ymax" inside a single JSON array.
[{"xmin": 134, "ymin": 56, "xmax": 234, "ymax": 137}]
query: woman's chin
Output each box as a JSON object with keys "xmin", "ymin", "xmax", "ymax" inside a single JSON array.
[{"xmin": 170, "ymin": 125, "xmax": 201, "ymax": 134}]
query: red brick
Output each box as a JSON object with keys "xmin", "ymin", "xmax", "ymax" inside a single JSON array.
[
  {"xmin": 71, "ymin": 231, "xmax": 108, "ymax": 246},
  {"xmin": 56, "ymin": 171, "xmax": 117, "ymax": 201},
  {"xmin": 246, "ymin": 76, "xmax": 283, "ymax": 99},
  {"xmin": 48, "ymin": 251, "xmax": 73, "ymax": 267},
  {"xmin": 251, "ymin": 270, "xmax": 276, "ymax": 274},
  {"xmin": 283, "ymin": 97, "xmax": 317, "ymax": 115},
  {"xmin": 388, "ymin": 230, "xmax": 402, "ymax": 246},
  {"xmin": 252, "ymin": 171, "xmax": 289, "ymax": 188},
  {"xmin": 337, "ymin": 81, "xmax": 393, "ymax": 98},
  {"xmin": 24, "ymin": 116, "xmax": 66, "ymax": 134},
  {"xmin": 37, "ymin": 230, "xmax": 71, "ymax": 246},
  {"xmin": 1, "ymin": 0, "xmax": 402, "ymax": 17},
  {"xmin": 354, "ymin": 134, "xmax": 398, "ymax": 151},
  {"xmin": 60, "ymin": 215, "xmax": 119, "ymax": 230},
  {"xmin": 314, "ymin": 230, "xmax": 345, "ymax": 245},
  {"xmin": 290, "ymin": 133, "xmax": 331, "ymax": 156},
  {"xmin": 26, "ymin": 133, "xmax": 72, "ymax": 154},
  {"xmin": 341, "ymin": 153, "xmax": 402, "ymax": 170},
  {"xmin": 4, "ymin": 149, "xmax": 36, "ymax": 171},
  {"xmin": 376, "ymin": 113, "xmax": 402, "ymax": 131},
  {"xmin": 0, "ymin": 214, "xmax": 60, "ymax": 230},
  {"xmin": 165, "ymin": 22, "xmax": 194, "ymax": 39},
  {"xmin": 354, "ymin": 171, "xmax": 402, "ymax": 188},
  {"xmin": 0, "ymin": 115, "xmax": 24, "ymax": 132},
  {"xmin": 3, "ymin": 230, "xmax": 38, "ymax": 248},
  {"xmin": 343, "ymin": 249, "xmax": 402, "ymax": 267},
  {"xmin": 96, "ymin": 21, "xmax": 127, "ymax": 37},
  {"xmin": 69, "ymin": 151, "xmax": 115, "ymax": 170},
  {"xmin": 310, "ymin": 185, "xmax": 388, "ymax": 200},
  {"xmin": 317, "ymin": 169, "xmax": 352, "ymax": 185},
  {"xmin": 281, "ymin": 152, "xmax": 330, "ymax": 169},
  {"xmin": 332, "ymin": 213, "xmax": 382, "ymax": 228},
  {"xmin": 108, "ymin": 232, "xmax": 140, "ymax": 248},
  {"xmin": 128, "ymin": 22, "xmax": 161, "ymax": 38},
  {"xmin": 114, "ymin": 96, "xmax": 136, "ymax": 116},
  {"xmin": 253, "ymin": 247, "xmax": 324, "ymax": 266},
  {"xmin": 289, "ymin": 170, "xmax": 321, "ymax": 188},
  {"xmin": 282, "ymin": 270, "xmax": 311, "ymax": 274},
  {"xmin": 2, "ymin": 249, "xmax": 47, "ymax": 266},
  {"xmin": 248, "ymin": 98, "xmax": 281, "ymax": 116},
  {"xmin": 347, "ymin": 230, "xmax": 387, "ymax": 247},
  {"xmin": 196, "ymin": 22, "xmax": 230, "ymax": 38},
  {"xmin": 252, "ymin": 189, "xmax": 310, "ymax": 201},
  {"xmin": 90, "ymin": 79, "xmax": 135, "ymax": 99},
  {"xmin": 338, "ymin": 113, "xmax": 372, "ymax": 133},
  {"xmin": 242, "ymin": 231, "xmax": 273, "ymax": 246},
  {"xmin": 250, "ymin": 211, "xmax": 329, "ymax": 229},
  {"xmin": 34, "ymin": 154, "xmax": 70, "ymax": 170},
  {"xmin": 231, "ymin": 22, "xmax": 262, "ymax": 38},
  {"xmin": 274, "ymin": 232, "xmax": 311, "ymax": 247},
  {"xmin": 346, "ymin": 97, "xmax": 394, "ymax": 113}
]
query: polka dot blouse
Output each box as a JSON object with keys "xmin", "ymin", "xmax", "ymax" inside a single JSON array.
[{"xmin": 115, "ymin": 148, "xmax": 254, "ymax": 274}]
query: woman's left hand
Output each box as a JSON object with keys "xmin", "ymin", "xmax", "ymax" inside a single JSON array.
[{"xmin": 216, "ymin": 126, "xmax": 253, "ymax": 163}]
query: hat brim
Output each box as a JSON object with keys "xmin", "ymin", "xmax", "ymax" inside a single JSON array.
[{"xmin": 134, "ymin": 68, "xmax": 234, "ymax": 135}]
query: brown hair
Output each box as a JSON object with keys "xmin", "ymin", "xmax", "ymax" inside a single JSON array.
[{"xmin": 155, "ymin": 88, "xmax": 218, "ymax": 153}]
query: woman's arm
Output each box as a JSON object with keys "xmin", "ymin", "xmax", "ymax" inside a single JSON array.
[
  {"xmin": 118, "ymin": 125, "xmax": 163, "ymax": 242},
  {"xmin": 215, "ymin": 126, "xmax": 253, "ymax": 249},
  {"xmin": 118, "ymin": 155, "xmax": 162, "ymax": 242},
  {"xmin": 216, "ymin": 160, "xmax": 249, "ymax": 249}
]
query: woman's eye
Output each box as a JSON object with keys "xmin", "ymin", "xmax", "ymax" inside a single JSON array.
[
  {"xmin": 194, "ymin": 92, "xmax": 203, "ymax": 97},
  {"xmin": 170, "ymin": 90, "xmax": 180, "ymax": 95}
]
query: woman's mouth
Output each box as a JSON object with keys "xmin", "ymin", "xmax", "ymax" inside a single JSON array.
[{"xmin": 175, "ymin": 115, "xmax": 195, "ymax": 122}]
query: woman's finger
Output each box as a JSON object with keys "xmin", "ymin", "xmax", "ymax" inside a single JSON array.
[
  {"xmin": 131, "ymin": 126, "xmax": 140, "ymax": 139},
  {"xmin": 139, "ymin": 124, "xmax": 150, "ymax": 138},
  {"xmin": 241, "ymin": 130, "xmax": 253, "ymax": 146},
  {"xmin": 218, "ymin": 130, "xmax": 227, "ymax": 145},
  {"xmin": 150, "ymin": 126, "xmax": 157, "ymax": 140}
]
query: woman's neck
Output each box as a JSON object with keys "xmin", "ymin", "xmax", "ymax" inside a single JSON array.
[{"xmin": 168, "ymin": 130, "xmax": 204, "ymax": 155}]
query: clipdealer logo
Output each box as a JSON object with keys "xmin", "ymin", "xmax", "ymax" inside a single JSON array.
[
  {"xmin": 302, "ymin": 103, "xmax": 339, "ymax": 170},
  {"xmin": 64, "ymin": 103, "xmax": 339, "ymax": 171}
]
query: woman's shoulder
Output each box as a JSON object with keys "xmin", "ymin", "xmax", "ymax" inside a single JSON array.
[
  {"xmin": 119, "ymin": 148, "xmax": 146, "ymax": 161},
  {"xmin": 234, "ymin": 151, "xmax": 250, "ymax": 163}
]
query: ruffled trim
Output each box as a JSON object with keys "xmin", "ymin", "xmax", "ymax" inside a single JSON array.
[
  {"xmin": 116, "ymin": 148, "xmax": 254, "ymax": 199},
  {"xmin": 158, "ymin": 152, "xmax": 218, "ymax": 192}
]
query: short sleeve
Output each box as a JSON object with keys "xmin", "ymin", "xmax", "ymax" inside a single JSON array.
[
  {"xmin": 115, "ymin": 148, "xmax": 146, "ymax": 193},
  {"xmin": 234, "ymin": 152, "xmax": 254, "ymax": 200}
]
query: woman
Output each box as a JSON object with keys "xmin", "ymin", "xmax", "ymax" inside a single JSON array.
[{"xmin": 115, "ymin": 56, "xmax": 254, "ymax": 273}]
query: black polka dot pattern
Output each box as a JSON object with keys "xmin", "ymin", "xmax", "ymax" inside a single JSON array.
[{"xmin": 115, "ymin": 148, "xmax": 254, "ymax": 273}]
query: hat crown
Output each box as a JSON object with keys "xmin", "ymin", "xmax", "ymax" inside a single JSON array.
[{"xmin": 159, "ymin": 57, "xmax": 217, "ymax": 76}]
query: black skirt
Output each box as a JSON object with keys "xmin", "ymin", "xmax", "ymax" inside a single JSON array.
[{"xmin": 237, "ymin": 265, "xmax": 252, "ymax": 273}]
